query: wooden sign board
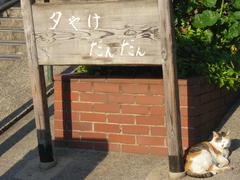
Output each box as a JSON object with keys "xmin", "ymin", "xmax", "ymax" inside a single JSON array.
[
  {"xmin": 22, "ymin": 0, "xmax": 184, "ymax": 176},
  {"xmin": 32, "ymin": 0, "xmax": 164, "ymax": 65}
]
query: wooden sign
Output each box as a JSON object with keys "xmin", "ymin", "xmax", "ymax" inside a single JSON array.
[
  {"xmin": 32, "ymin": 0, "xmax": 164, "ymax": 65},
  {"xmin": 21, "ymin": 0, "xmax": 185, "ymax": 177}
]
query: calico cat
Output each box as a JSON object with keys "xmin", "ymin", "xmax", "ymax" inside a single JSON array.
[{"xmin": 184, "ymin": 131, "xmax": 232, "ymax": 178}]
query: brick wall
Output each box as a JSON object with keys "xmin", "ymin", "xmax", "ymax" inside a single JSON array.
[{"xmin": 53, "ymin": 74, "xmax": 239, "ymax": 156}]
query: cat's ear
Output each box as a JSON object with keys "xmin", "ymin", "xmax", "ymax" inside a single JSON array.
[
  {"xmin": 213, "ymin": 131, "xmax": 219, "ymax": 138},
  {"xmin": 226, "ymin": 130, "xmax": 231, "ymax": 136}
]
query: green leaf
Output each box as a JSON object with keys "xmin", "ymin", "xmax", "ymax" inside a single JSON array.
[
  {"xmin": 226, "ymin": 22, "xmax": 240, "ymax": 39},
  {"xmin": 233, "ymin": 11, "xmax": 240, "ymax": 20},
  {"xmin": 233, "ymin": 0, "xmax": 240, "ymax": 9},
  {"xmin": 203, "ymin": 29, "xmax": 214, "ymax": 42},
  {"xmin": 203, "ymin": 0, "xmax": 217, "ymax": 8},
  {"xmin": 192, "ymin": 10, "xmax": 219, "ymax": 28}
]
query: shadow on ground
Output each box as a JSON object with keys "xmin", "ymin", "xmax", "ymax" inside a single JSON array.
[
  {"xmin": 230, "ymin": 139, "xmax": 240, "ymax": 153},
  {"xmin": 1, "ymin": 147, "xmax": 108, "ymax": 180},
  {"xmin": 0, "ymin": 105, "xmax": 53, "ymax": 157}
]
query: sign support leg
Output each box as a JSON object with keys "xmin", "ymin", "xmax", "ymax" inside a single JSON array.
[
  {"xmin": 21, "ymin": 0, "xmax": 56, "ymax": 169},
  {"xmin": 158, "ymin": 0, "xmax": 185, "ymax": 178}
]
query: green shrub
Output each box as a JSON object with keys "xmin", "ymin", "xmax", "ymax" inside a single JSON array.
[{"xmin": 175, "ymin": 0, "xmax": 240, "ymax": 91}]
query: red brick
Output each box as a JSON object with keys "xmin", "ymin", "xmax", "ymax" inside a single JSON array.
[
  {"xmin": 93, "ymin": 103, "xmax": 120, "ymax": 113},
  {"xmin": 54, "ymin": 101, "xmax": 63, "ymax": 110},
  {"xmin": 71, "ymin": 122, "xmax": 80, "ymax": 130},
  {"xmin": 72, "ymin": 131, "xmax": 80, "ymax": 139},
  {"xmin": 180, "ymin": 96, "xmax": 188, "ymax": 107},
  {"xmin": 94, "ymin": 123, "xmax": 121, "ymax": 133},
  {"xmin": 80, "ymin": 93, "xmax": 107, "ymax": 102},
  {"xmin": 151, "ymin": 127, "xmax": 166, "ymax": 136},
  {"xmin": 71, "ymin": 92, "xmax": 80, "ymax": 101},
  {"xmin": 180, "ymin": 117, "xmax": 189, "ymax": 128},
  {"xmin": 80, "ymin": 132, "xmax": 107, "ymax": 140},
  {"xmin": 182, "ymin": 138, "xmax": 190, "ymax": 148},
  {"xmin": 122, "ymin": 145, "xmax": 149, "ymax": 154},
  {"xmin": 121, "ymin": 84, "xmax": 148, "ymax": 94},
  {"xmin": 149, "ymin": 106, "xmax": 165, "ymax": 115},
  {"xmin": 54, "ymin": 111, "xmax": 79, "ymax": 121},
  {"xmin": 108, "ymin": 94, "xmax": 135, "ymax": 104},
  {"xmin": 180, "ymin": 107, "xmax": 188, "ymax": 117},
  {"xmin": 54, "ymin": 91, "xmax": 62, "ymax": 101},
  {"xmin": 54, "ymin": 111, "xmax": 63, "ymax": 120},
  {"xmin": 106, "ymin": 78, "xmax": 136, "ymax": 84},
  {"xmin": 108, "ymin": 143, "xmax": 121, "ymax": 152},
  {"xmin": 137, "ymin": 136, "xmax": 165, "ymax": 146},
  {"xmin": 78, "ymin": 122, "xmax": 93, "ymax": 131},
  {"xmin": 71, "ymin": 82, "xmax": 92, "ymax": 92},
  {"xmin": 150, "ymin": 147, "xmax": 168, "ymax": 156},
  {"xmin": 54, "ymin": 130, "xmax": 64, "ymax": 138},
  {"xmin": 94, "ymin": 83, "xmax": 119, "ymax": 93},
  {"xmin": 55, "ymin": 121, "xmax": 63, "ymax": 129},
  {"xmin": 81, "ymin": 113, "xmax": 106, "ymax": 122},
  {"xmin": 136, "ymin": 96, "xmax": 164, "ymax": 105},
  {"xmin": 94, "ymin": 143, "xmax": 121, "ymax": 152},
  {"xmin": 136, "ymin": 116, "xmax": 164, "ymax": 126},
  {"xmin": 179, "ymin": 85, "xmax": 188, "ymax": 96},
  {"xmin": 181, "ymin": 128, "xmax": 196, "ymax": 138},
  {"xmin": 92, "ymin": 142, "xmax": 108, "ymax": 151},
  {"xmin": 149, "ymin": 84, "xmax": 164, "ymax": 95},
  {"xmin": 108, "ymin": 114, "xmax": 135, "ymax": 124},
  {"xmin": 109, "ymin": 134, "xmax": 135, "ymax": 144},
  {"xmin": 54, "ymin": 81, "xmax": 62, "ymax": 90},
  {"xmin": 122, "ymin": 105, "xmax": 149, "ymax": 115},
  {"xmin": 72, "ymin": 102, "xmax": 93, "ymax": 111},
  {"xmin": 122, "ymin": 125, "xmax": 149, "ymax": 135},
  {"xmin": 54, "ymin": 90, "xmax": 79, "ymax": 101}
]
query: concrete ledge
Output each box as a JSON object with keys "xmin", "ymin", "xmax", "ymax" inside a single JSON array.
[
  {"xmin": 169, "ymin": 171, "xmax": 186, "ymax": 179},
  {"xmin": 39, "ymin": 160, "xmax": 57, "ymax": 170},
  {"xmin": 146, "ymin": 167, "xmax": 186, "ymax": 180}
]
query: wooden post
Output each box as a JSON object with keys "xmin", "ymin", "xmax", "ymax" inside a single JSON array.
[
  {"xmin": 158, "ymin": 0, "xmax": 185, "ymax": 178},
  {"xmin": 21, "ymin": 0, "xmax": 56, "ymax": 169}
]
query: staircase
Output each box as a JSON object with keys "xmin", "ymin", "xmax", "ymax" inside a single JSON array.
[{"xmin": 0, "ymin": 2, "xmax": 26, "ymax": 61}]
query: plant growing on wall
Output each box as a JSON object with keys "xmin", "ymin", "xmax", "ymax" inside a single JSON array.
[{"xmin": 175, "ymin": 0, "xmax": 240, "ymax": 90}]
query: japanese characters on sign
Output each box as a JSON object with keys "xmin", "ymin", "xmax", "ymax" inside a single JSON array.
[
  {"xmin": 32, "ymin": 1, "xmax": 162, "ymax": 65},
  {"xmin": 48, "ymin": 11, "xmax": 146, "ymax": 58}
]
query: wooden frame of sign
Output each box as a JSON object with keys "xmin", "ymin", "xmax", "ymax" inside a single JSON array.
[{"xmin": 21, "ymin": 0, "xmax": 184, "ymax": 175}]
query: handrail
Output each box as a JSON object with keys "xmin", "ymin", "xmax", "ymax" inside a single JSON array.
[{"xmin": 0, "ymin": 0, "xmax": 19, "ymax": 13}]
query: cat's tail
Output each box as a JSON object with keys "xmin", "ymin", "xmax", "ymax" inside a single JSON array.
[{"xmin": 186, "ymin": 170, "xmax": 213, "ymax": 178}]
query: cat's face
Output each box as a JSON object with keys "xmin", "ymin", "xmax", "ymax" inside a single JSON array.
[{"xmin": 212, "ymin": 131, "xmax": 231, "ymax": 149}]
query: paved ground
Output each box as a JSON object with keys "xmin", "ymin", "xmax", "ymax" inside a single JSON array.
[
  {"xmin": 0, "ymin": 97, "xmax": 239, "ymax": 179},
  {"xmin": 0, "ymin": 58, "xmax": 240, "ymax": 179},
  {"xmin": 0, "ymin": 56, "xmax": 69, "ymax": 121}
]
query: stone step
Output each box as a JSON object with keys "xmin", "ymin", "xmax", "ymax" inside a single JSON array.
[
  {"xmin": 0, "ymin": 54, "xmax": 21, "ymax": 61},
  {"xmin": 0, "ymin": 40, "xmax": 25, "ymax": 45},
  {"xmin": 0, "ymin": 40, "xmax": 26, "ymax": 54},
  {"xmin": 0, "ymin": 17, "xmax": 23, "ymax": 28},
  {"xmin": 1, "ymin": 7, "xmax": 22, "ymax": 18},
  {"xmin": 0, "ymin": 28, "xmax": 25, "ymax": 41}
]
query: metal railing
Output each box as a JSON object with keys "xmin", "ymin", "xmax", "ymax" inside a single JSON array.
[{"xmin": 0, "ymin": 0, "xmax": 19, "ymax": 13}]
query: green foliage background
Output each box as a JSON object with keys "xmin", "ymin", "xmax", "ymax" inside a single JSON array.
[{"xmin": 175, "ymin": 0, "xmax": 240, "ymax": 90}]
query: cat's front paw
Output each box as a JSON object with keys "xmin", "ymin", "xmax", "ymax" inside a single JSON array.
[
  {"xmin": 224, "ymin": 165, "xmax": 234, "ymax": 171},
  {"xmin": 218, "ymin": 158, "xmax": 230, "ymax": 167}
]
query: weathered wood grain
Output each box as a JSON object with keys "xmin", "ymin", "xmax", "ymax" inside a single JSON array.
[
  {"xmin": 32, "ymin": 0, "xmax": 164, "ymax": 65},
  {"xmin": 158, "ymin": 0, "xmax": 184, "ymax": 174},
  {"xmin": 21, "ymin": 0, "xmax": 55, "ymax": 165}
]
